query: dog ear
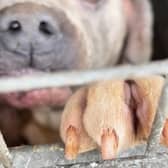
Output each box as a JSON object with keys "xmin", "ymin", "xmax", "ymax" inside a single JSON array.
[
  {"xmin": 124, "ymin": 77, "xmax": 164, "ymax": 140},
  {"xmin": 122, "ymin": 0, "xmax": 153, "ymax": 64}
]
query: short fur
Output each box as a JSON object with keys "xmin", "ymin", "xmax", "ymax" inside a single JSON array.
[
  {"xmin": 60, "ymin": 76, "xmax": 164, "ymax": 155},
  {"xmin": 0, "ymin": 0, "xmax": 153, "ymax": 69}
]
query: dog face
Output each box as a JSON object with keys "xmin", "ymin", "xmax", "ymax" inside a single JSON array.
[
  {"xmin": 0, "ymin": 0, "xmax": 153, "ymax": 147},
  {"xmin": 0, "ymin": 0, "xmax": 153, "ymax": 73},
  {"xmin": 0, "ymin": 2, "xmax": 85, "ymax": 72}
]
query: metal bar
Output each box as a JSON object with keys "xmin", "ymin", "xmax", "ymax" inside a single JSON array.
[
  {"xmin": 0, "ymin": 60, "xmax": 167, "ymax": 93},
  {"xmin": 145, "ymin": 78, "xmax": 168, "ymax": 154}
]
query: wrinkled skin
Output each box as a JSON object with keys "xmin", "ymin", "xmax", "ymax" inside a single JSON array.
[
  {"xmin": 0, "ymin": 0, "xmax": 153, "ymax": 146},
  {"xmin": 0, "ymin": 3, "xmax": 83, "ymax": 71},
  {"xmin": 0, "ymin": 0, "xmax": 153, "ymax": 73}
]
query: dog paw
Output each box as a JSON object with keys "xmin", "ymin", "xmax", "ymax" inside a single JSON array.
[{"xmin": 60, "ymin": 76, "xmax": 164, "ymax": 160}]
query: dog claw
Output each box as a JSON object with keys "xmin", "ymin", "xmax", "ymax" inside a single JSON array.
[
  {"xmin": 101, "ymin": 128, "xmax": 119, "ymax": 160},
  {"xmin": 65, "ymin": 125, "xmax": 79, "ymax": 160}
]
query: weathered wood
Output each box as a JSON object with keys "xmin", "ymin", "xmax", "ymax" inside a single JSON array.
[
  {"xmin": 146, "ymin": 78, "xmax": 168, "ymax": 154},
  {"xmin": 10, "ymin": 144, "xmax": 168, "ymax": 168},
  {"xmin": 0, "ymin": 132, "xmax": 12, "ymax": 168},
  {"xmin": 0, "ymin": 60, "xmax": 167, "ymax": 93}
]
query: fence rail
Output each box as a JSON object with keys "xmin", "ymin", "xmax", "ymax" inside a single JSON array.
[{"xmin": 0, "ymin": 60, "xmax": 167, "ymax": 93}]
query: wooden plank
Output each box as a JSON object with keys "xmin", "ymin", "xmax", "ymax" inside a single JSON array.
[
  {"xmin": 10, "ymin": 144, "xmax": 168, "ymax": 168},
  {"xmin": 146, "ymin": 78, "xmax": 168, "ymax": 154},
  {"xmin": 0, "ymin": 132, "xmax": 12, "ymax": 168}
]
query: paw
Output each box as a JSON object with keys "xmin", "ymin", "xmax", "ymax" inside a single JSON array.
[
  {"xmin": 60, "ymin": 88, "xmax": 97, "ymax": 160},
  {"xmin": 101, "ymin": 128, "xmax": 119, "ymax": 160},
  {"xmin": 60, "ymin": 76, "xmax": 164, "ymax": 160}
]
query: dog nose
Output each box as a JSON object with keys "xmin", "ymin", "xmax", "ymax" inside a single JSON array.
[
  {"xmin": 8, "ymin": 20, "xmax": 22, "ymax": 33},
  {"xmin": 39, "ymin": 21, "xmax": 54, "ymax": 36},
  {"xmin": 0, "ymin": 3, "xmax": 82, "ymax": 72}
]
